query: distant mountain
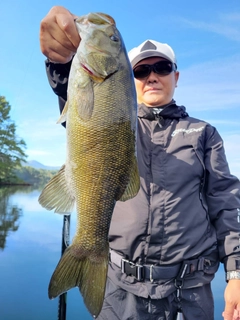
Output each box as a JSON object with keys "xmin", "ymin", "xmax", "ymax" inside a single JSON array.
[{"xmin": 24, "ymin": 160, "xmax": 60, "ymax": 171}]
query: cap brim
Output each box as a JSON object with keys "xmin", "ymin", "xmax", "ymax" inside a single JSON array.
[{"xmin": 131, "ymin": 51, "xmax": 175, "ymax": 67}]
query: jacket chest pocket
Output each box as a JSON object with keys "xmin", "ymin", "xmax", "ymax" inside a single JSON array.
[{"xmin": 164, "ymin": 134, "xmax": 205, "ymax": 183}]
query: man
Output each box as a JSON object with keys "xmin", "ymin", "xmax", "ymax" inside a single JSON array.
[{"xmin": 40, "ymin": 6, "xmax": 240, "ymax": 320}]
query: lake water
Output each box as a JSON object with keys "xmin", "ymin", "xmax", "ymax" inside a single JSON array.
[{"xmin": 0, "ymin": 186, "xmax": 225, "ymax": 320}]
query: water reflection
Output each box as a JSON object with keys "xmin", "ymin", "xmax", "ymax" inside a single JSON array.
[
  {"xmin": 0, "ymin": 186, "xmax": 226, "ymax": 320},
  {"xmin": 0, "ymin": 186, "xmax": 92, "ymax": 320},
  {"xmin": 0, "ymin": 186, "xmax": 25, "ymax": 249}
]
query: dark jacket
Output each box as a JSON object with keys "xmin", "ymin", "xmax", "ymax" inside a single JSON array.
[{"xmin": 45, "ymin": 60, "xmax": 240, "ymax": 298}]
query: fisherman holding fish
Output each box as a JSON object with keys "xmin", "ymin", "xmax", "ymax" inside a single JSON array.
[{"xmin": 39, "ymin": 6, "xmax": 240, "ymax": 320}]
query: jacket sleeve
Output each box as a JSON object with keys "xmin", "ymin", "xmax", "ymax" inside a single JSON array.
[
  {"xmin": 45, "ymin": 59, "xmax": 72, "ymax": 117},
  {"xmin": 204, "ymin": 124, "xmax": 240, "ymax": 272}
]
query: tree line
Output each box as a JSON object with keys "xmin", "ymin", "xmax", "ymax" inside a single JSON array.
[
  {"xmin": 15, "ymin": 166, "xmax": 58, "ymax": 187},
  {"xmin": 0, "ymin": 95, "xmax": 57, "ymax": 186}
]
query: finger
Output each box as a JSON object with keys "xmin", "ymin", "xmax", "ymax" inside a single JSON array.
[
  {"xmin": 40, "ymin": 19, "xmax": 77, "ymax": 62},
  {"xmin": 56, "ymin": 13, "xmax": 80, "ymax": 49},
  {"xmin": 223, "ymin": 309, "xmax": 240, "ymax": 320},
  {"xmin": 40, "ymin": 30, "xmax": 73, "ymax": 62},
  {"xmin": 39, "ymin": 6, "xmax": 80, "ymax": 62},
  {"xmin": 47, "ymin": 6, "xmax": 80, "ymax": 49},
  {"xmin": 233, "ymin": 309, "xmax": 240, "ymax": 320},
  {"xmin": 44, "ymin": 41, "xmax": 74, "ymax": 63},
  {"xmin": 223, "ymin": 306, "xmax": 235, "ymax": 320},
  {"xmin": 40, "ymin": 17, "xmax": 76, "ymax": 51}
]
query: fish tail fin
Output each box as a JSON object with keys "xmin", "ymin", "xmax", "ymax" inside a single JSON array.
[
  {"xmin": 49, "ymin": 245, "xmax": 108, "ymax": 318},
  {"xmin": 38, "ymin": 165, "xmax": 75, "ymax": 214},
  {"xmin": 78, "ymin": 252, "xmax": 108, "ymax": 317}
]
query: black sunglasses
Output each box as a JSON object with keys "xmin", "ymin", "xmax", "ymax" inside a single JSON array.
[{"xmin": 133, "ymin": 60, "xmax": 177, "ymax": 79}]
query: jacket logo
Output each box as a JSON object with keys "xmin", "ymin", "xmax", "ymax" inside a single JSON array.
[{"xmin": 171, "ymin": 126, "xmax": 204, "ymax": 137}]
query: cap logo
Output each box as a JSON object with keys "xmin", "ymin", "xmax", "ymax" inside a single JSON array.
[{"xmin": 140, "ymin": 40, "xmax": 157, "ymax": 52}]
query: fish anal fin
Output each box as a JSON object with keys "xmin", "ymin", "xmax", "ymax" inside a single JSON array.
[
  {"xmin": 38, "ymin": 165, "xmax": 75, "ymax": 214},
  {"xmin": 119, "ymin": 156, "xmax": 140, "ymax": 202}
]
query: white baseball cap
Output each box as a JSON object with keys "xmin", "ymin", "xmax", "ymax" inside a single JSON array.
[{"xmin": 128, "ymin": 39, "xmax": 177, "ymax": 68}]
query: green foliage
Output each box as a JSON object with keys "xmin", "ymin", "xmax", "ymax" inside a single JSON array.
[
  {"xmin": 15, "ymin": 166, "xmax": 58, "ymax": 188},
  {"xmin": 0, "ymin": 96, "xmax": 27, "ymax": 184}
]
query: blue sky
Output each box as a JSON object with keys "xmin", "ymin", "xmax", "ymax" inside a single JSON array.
[{"xmin": 1, "ymin": 0, "xmax": 240, "ymax": 178}]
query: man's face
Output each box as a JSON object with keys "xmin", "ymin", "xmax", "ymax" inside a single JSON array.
[{"xmin": 133, "ymin": 57, "xmax": 179, "ymax": 107}]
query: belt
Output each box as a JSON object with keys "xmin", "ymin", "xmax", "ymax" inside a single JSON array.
[{"xmin": 109, "ymin": 249, "xmax": 182, "ymax": 281}]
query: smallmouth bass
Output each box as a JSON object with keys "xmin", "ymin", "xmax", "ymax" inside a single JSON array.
[{"xmin": 39, "ymin": 12, "xmax": 140, "ymax": 317}]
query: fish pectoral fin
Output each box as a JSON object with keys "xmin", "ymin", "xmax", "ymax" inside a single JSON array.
[
  {"xmin": 57, "ymin": 101, "xmax": 69, "ymax": 124},
  {"xmin": 38, "ymin": 165, "xmax": 75, "ymax": 214},
  {"xmin": 119, "ymin": 156, "xmax": 140, "ymax": 202},
  {"xmin": 48, "ymin": 245, "xmax": 108, "ymax": 318},
  {"xmin": 77, "ymin": 80, "xmax": 94, "ymax": 121}
]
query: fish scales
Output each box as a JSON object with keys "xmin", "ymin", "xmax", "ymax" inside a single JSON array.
[{"xmin": 38, "ymin": 12, "xmax": 140, "ymax": 317}]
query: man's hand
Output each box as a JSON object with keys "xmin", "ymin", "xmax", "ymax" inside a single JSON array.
[
  {"xmin": 40, "ymin": 6, "xmax": 80, "ymax": 63},
  {"xmin": 223, "ymin": 280, "xmax": 240, "ymax": 320}
]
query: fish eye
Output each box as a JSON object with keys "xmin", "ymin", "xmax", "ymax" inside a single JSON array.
[{"xmin": 110, "ymin": 34, "xmax": 119, "ymax": 42}]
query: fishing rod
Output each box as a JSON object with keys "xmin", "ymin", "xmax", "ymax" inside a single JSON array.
[
  {"xmin": 176, "ymin": 311, "xmax": 185, "ymax": 320},
  {"xmin": 58, "ymin": 214, "xmax": 71, "ymax": 320}
]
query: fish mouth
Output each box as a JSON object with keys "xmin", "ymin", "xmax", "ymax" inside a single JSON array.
[{"xmin": 77, "ymin": 12, "xmax": 115, "ymax": 27}]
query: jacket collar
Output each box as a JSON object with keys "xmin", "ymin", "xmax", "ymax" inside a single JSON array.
[{"xmin": 138, "ymin": 99, "xmax": 188, "ymax": 120}]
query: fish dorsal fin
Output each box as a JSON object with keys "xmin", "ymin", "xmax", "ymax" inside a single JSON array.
[{"xmin": 119, "ymin": 155, "xmax": 140, "ymax": 202}]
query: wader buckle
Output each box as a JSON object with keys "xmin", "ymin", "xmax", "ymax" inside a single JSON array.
[
  {"xmin": 175, "ymin": 262, "xmax": 188, "ymax": 289},
  {"xmin": 121, "ymin": 259, "xmax": 144, "ymax": 281}
]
